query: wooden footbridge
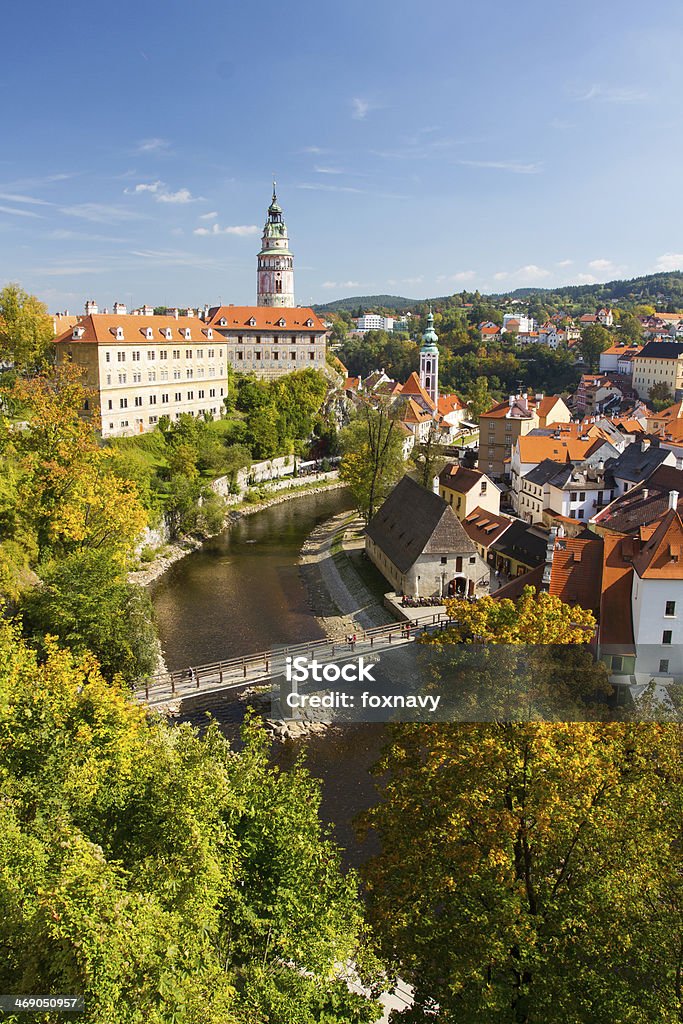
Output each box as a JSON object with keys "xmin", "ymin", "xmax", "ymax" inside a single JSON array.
[{"xmin": 136, "ymin": 613, "xmax": 452, "ymax": 708}]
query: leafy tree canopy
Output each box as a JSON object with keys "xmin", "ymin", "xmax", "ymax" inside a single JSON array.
[
  {"xmin": 0, "ymin": 624, "xmax": 381, "ymax": 1023},
  {"xmin": 0, "ymin": 282, "xmax": 54, "ymax": 370}
]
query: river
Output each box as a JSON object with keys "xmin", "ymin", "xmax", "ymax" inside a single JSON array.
[{"xmin": 151, "ymin": 487, "xmax": 386, "ymax": 867}]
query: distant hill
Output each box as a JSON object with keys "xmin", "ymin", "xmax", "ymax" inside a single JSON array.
[
  {"xmin": 314, "ymin": 272, "xmax": 683, "ymax": 316},
  {"xmin": 313, "ymin": 294, "xmax": 417, "ymax": 314},
  {"xmin": 488, "ymin": 271, "xmax": 683, "ymax": 308}
]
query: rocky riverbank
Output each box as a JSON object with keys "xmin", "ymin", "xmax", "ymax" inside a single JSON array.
[{"xmin": 129, "ymin": 478, "xmax": 346, "ymax": 588}]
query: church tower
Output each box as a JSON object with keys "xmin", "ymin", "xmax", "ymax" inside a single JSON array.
[
  {"xmin": 257, "ymin": 185, "xmax": 295, "ymax": 307},
  {"xmin": 419, "ymin": 308, "xmax": 439, "ymax": 406}
]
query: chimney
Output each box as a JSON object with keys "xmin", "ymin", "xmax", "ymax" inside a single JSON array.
[
  {"xmin": 113, "ymin": 301, "xmax": 127, "ymax": 315},
  {"xmin": 670, "ymin": 490, "xmax": 679, "ymax": 510},
  {"xmin": 509, "ymin": 395, "xmax": 515, "ymax": 407},
  {"xmin": 85, "ymin": 299, "xmax": 98, "ymax": 315},
  {"xmin": 173, "ymin": 308, "xmax": 179, "ymax": 319},
  {"xmin": 676, "ymin": 456, "xmax": 683, "ymax": 471},
  {"xmin": 542, "ymin": 528, "xmax": 558, "ymax": 588},
  {"xmin": 186, "ymin": 307, "xmax": 195, "ymax": 318},
  {"xmin": 641, "ymin": 439, "xmax": 651, "ymax": 453},
  {"xmin": 643, "ymin": 488, "xmax": 649, "ymax": 499}
]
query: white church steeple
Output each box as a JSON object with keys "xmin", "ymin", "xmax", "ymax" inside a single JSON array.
[
  {"xmin": 257, "ymin": 184, "xmax": 295, "ymax": 307},
  {"xmin": 419, "ymin": 307, "xmax": 439, "ymax": 406}
]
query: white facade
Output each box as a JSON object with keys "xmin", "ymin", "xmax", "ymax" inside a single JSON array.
[
  {"xmin": 503, "ymin": 313, "xmax": 536, "ymax": 333},
  {"xmin": 631, "ymin": 577, "xmax": 683, "ymax": 680},
  {"xmin": 355, "ymin": 314, "xmax": 395, "ymax": 332}
]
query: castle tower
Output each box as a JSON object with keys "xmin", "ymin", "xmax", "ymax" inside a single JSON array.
[
  {"xmin": 257, "ymin": 184, "xmax": 295, "ymax": 307},
  {"xmin": 419, "ymin": 308, "xmax": 439, "ymax": 406}
]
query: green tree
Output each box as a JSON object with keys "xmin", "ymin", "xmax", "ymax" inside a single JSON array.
[
  {"xmin": 466, "ymin": 376, "xmax": 492, "ymax": 422},
  {"xmin": 0, "ymin": 283, "xmax": 55, "ymax": 370},
  {"xmin": 0, "ymin": 625, "xmax": 381, "ymax": 1023},
  {"xmin": 9, "ymin": 365, "xmax": 147, "ymax": 560},
  {"xmin": 19, "ymin": 548, "xmax": 158, "ymax": 681},
  {"xmin": 649, "ymin": 381, "xmax": 674, "ymax": 412},
  {"xmin": 579, "ymin": 324, "xmax": 612, "ymax": 371},
  {"xmin": 339, "ymin": 403, "xmax": 404, "ymax": 520},
  {"xmin": 363, "ymin": 720, "xmax": 683, "ymax": 1023},
  {"xmin": 617, "ymin": 311, "xmax": 643, "ymax": 344},
  {"xmin": 411, "ymin": 424, "xmax": 447, "ymax": 489}
]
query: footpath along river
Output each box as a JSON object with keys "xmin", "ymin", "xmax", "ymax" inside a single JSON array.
[{"xmin": 150, "ymin": 487, "xmax": 387, "ymax": 867}]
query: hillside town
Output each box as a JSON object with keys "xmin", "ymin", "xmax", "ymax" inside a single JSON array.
[{"xmin": 12, "ymin": 186, "xmax": 683, "ymax": 709}]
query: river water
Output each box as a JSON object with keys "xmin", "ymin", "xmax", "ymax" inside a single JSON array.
[{"xmin": 151, "ymin": 487, "xmax": 386, "ymax": 866}]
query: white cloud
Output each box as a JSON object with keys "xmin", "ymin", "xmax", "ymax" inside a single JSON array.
[
  {"xmin": 654, "ymin": 253, "xmax": 683, "ymax": 272},
  {"xmin": 352, "ymin": 97, "xmax": 370, "ymax": 120},
  {"xmin": 556, "ymin": 259, "xmax": 573, "ymax": 267},
  {"xmin": 127, "ymin": 181, "xmax": 164, "ymax": 195},
  {"xmin": 573, "ymin": 84, "xmax": 647, "ymax": 104},
  {"xmin": 297, "ymin": 182, "xmax": 364, "ymax": 194},
  {"xmin": 437, "ymin": 271, "xmax": 476, "ymax": 284},
  {"xmin": 199, "ymin": 210, "xmax": 218, "ymax": 220},
  {"xmin": 137, "ymin": 137, "xmax": 171, "ymax": 153},
  {"xmin": 297, "ymin": 182, "xmax": 408, "ymax": 200},
  {"xmin": 322, "ymin": 280, "xmax": 360, "ymax": 290},
  {"xmin": 586, "ymin": 258, "xmax": 627, "ymax": 278},
  {"xmin": 60, "ymin": 203, "xmax": 143, "ymax": 223},
  {"xmin": 493, "ymin": 265, "xmax": 551, "ymax": 284},
  {"xmin": 314, "ymin": 165, "xmax": 344, "ymax": 175},
  {"xmin": 458, "ymin": 159, "xmax": 542, "ymax": 175},
  {"xmin": 157, "ymin": 188, "xmax": 196, "ymax": 204},
  {"xmin": 576, "ymin": 273, "xmax": 597, "ymax": 284},
  {"xmin": 124, "ymin": 181, "xmax": 202, "ymax": 203},
  {"xmin": 0, "ymin": 204, "xmax": 42, "ymax": 218},
  {"xmin": 0, "ymin": 192, "xmax": 53, "ymax": 206},
  {"xmin": 193, "ymin": 223, "xmax": 259, "ymax": 237}
]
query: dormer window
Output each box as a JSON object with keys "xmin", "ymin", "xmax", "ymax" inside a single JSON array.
[
  {"xmin": 145, "ymin": 327, "xmax": 153, "ymax": 340},
  {"xmin": 248, "ymin": 317, "xmax": 256, "ymax": 327},
  {"xmin": 164, "ymin": 328, "xmax": 172, "ymax": 340},
  {"xmin": 206, "ymin": 328, "xmax": 213, "ymax": 339},
  {"xmin": 306, "ymin": 318, "xmax": 314, "ymax": 327},
  {"xmin": 184, "ymin": 328, "xmax": 192, "ymax": 340},
  {"xmin": 115, "ymin": 326, "xmax": 124, "ymax": 340},
  {"xmin": 72, "ymin": 327, "xmax": 85, "ymax": 340},
  {"xmin": 219, "ymin": 318, "xmax": 227, "ymax": 327},
  {"xmin": 278, "ymin": 318, "xmax": 286, "ymax": 327}
]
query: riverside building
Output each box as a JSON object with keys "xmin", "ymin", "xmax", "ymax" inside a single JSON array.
[
  {"xmin": 54, "ymin": 308, "xmax": 228, "ymax": 438},
  {"xmin": 53, "ymin": 188, "xmax": 327, "ymax": 434}
]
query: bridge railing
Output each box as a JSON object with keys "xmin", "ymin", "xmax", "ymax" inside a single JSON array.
[{"xmin": 137, "ymin": 612, "xmax": 453, "ymax": 701}]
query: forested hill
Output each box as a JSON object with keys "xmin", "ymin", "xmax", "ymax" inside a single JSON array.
[
  {"xmin": 489, "ymin": 271, "xmax": 683, "ymax": 308},
  {"xmin": 314, "ymin": 272, "xmax": 683, "ymax": 315},
  {"xmin": 313, "ymin": 294, "xmax": 417, "ymax": 313}
]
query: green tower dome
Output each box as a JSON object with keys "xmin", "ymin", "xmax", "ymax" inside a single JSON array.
[{"xmin": 421, "ymin": 309, "xmax": 439, "ymax": 354}]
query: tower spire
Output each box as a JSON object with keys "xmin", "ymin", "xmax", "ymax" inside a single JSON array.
[
  {"xmin": 419, "ymin": 307, "xmax": 439, "ymax": 407},
  {"xmin": 257, "ymin": 185, "xmax": 295, "ymax": 307}
]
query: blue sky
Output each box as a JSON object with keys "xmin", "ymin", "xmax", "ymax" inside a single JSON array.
[{"xmin": 2, "ymin": 0, "xmax": 682, "ymax": 311}]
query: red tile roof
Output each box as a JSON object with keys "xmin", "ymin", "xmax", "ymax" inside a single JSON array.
[
  {"xmin": 207, "ymin": 305, "xmax": 325, "ymax": 331},
  {"xmin": 632, "ymin": 509, "xmax": 683, "ymax": 579},
  {"xmin": 462, "ymin": 507, "xmax": 513, "ymax": 547},
  {"xmin": 400, "ymin": 372, "xmax": 436, "ymax": 410},
  {"xmin": 54, "ymin": 313, "xmax": 214, "ymax": 345},
  {"xmin": 599, "ymin": 534, "xmax": 635, "ymax": 652},
  {"xmin": 548, "ymin": 536, "xmax": 603, "ymax": 613}
]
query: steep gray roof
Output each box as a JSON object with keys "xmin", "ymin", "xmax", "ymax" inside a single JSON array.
[{"xmin": 366, "ymin": 475, "xmax": 476, "ymax": 574}]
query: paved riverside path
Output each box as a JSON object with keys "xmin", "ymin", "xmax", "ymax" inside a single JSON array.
[{"xmin": 135, "ymin": 615, "xmax": 451, "ymax": 708}]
